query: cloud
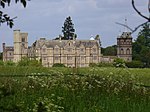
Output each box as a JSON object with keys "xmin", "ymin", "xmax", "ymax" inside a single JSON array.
[{"xmin": 0, "ymin": 0, "xmax": 148, "ymax": 51}]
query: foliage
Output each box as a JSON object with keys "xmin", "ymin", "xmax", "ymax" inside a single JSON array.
[
  {"xmin": 62, "ymin": 16, "xmax": 76, "ymax": 40},
  {"xmin": 0, "ymin": 67, "xmax": 150, "ymax": 111},
  {"xmin": 52, "ymin": 63, "xmax": 65, "ymax": 67},
  {"xmin": 0, "ymin": 0, "xmax": 28, "ymax": 28},
  {"xmin": 125, "ymin": 60, "xmax": 144, "ymax": 68},
  {"xmin": 0, "ymin": 60, "xmax": 4, "ymax": 66},
  {"xmin": 113, "ymin": 58, "xmax": 125, "ymax": 67},
  {"xmin": 89, "ymin": 63, "xmax": 98, "ymax": 67},
  {"xmin": 0, "ymin": 60, "xmax": 15, "ymax": 67},
  {"xmin": 17, "ymin": 57, "xmax": 41, "ymax": 67},
  {"xmin": 133, "ymin": 23, "xmax": 150, "ymax": 67},
  {"xmin": 5, "ymin": 61, "xmax": 16, "ymax": 66},
  {"xmin": 98, "ymin": 62, "xmax": 114, "ymax": 67},
  {"xmin": 102, "ymin": 45, "xmax": 117, "ymax": 56},
  {"xmin": 89, "ymin": 63, "xmax": 114, "ymax": 67},
  {"xmin": 0, "ymin": 52, "xmax": 2, "ymax": 60}
]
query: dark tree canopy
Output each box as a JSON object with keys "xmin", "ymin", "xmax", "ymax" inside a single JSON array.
[
  {"xmin": 0, "ymin": 0, "xmax": 28, "ymax": 28},
  {"xmin": 102, "ymin": 45, "xmax": 117, "ymax": 56},
  {"xmin": 62, "ymin": 16, "xmax": 76, "ymax": 40},
  {"xmin": 133, "ymin": 23, "xmax": 150, "ymax": 67}
]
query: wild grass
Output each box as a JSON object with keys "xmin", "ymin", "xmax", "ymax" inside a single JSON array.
[{"xmin": 0, "ymin": 66, "xmax": 150, "ymax": 112}]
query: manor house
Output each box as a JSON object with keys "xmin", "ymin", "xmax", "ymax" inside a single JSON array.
[{"xmin": 2, "ymin": 30, "xmax": 132, "ymax": 67}]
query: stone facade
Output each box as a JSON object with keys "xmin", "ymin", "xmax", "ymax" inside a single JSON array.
[
  {"xmin": 2, "ymin": 30, "xmax": 133, "ymax": 66},
  {"xmin": 3, "ymin": 30, "xmax": 28, "ymax": 62},
  {"xmin": 2, "ymin": 30, "xmax": 101, "ymax": 67},
  {"xmin": 117, "ymin": 32, "xmax": 132, "ymax": 62},
  {"xmin": 13, "ymin": 30, "xmax": 28, "ymax": 62},
  {"xmin": 2, "ymin": 43, "xmax": 14, "ymax": 61},
  {"xmin": 29, "ymin": 38, "xmax": 101, "ymax": 67}
]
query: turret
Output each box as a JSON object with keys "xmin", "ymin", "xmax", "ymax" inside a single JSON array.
[{"xmin": 13, "ymin": 30, "xmax": 28, "ymax": 62}]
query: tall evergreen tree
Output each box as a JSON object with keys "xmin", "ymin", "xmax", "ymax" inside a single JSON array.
[
  {"xmin": 133, "ymin": 23, "xmax": 150, "ymax": 67},
  {"xmin": 62, "ymin": 16, "xmax": 75, "ymax": 40}
]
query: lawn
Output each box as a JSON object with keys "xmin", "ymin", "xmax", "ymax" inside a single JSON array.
[{"xmin": 0, "ymin": 67, "xmax": 150, "ymax": 112}]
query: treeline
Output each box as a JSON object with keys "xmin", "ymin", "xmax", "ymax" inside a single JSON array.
[{"xmin": 102, "ymin": 23, "xmax": 150, "ymax": 68}]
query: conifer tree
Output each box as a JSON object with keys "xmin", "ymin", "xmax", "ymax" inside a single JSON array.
[{"xmin": 62, "ymin": 16, "xmax": 75, "ymax": 40}]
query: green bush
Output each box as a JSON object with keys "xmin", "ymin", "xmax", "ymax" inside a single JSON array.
[
  {"xmin": 17, "ymin": 57, "xmax": 30, "ymax": 66},
  {"xmin": 0, "ymin": 60, "xmax": 4, "ymax": 66},
  {"xmin": 17, "ymin": 57, "xmax": 41, "ymax": 67},
  {"xmin": 98, "ymin": 63, "xmax": 114, "ymax": 67},
  {"xmin": 5, "ymin": 61, "xmax": 16, "ymax": 66},
  {"xmin": 28, "ymin": 60, "xmax": 42, "ymax": 67},
  {"xmin": 113, "ymin": 58, "xmax": 125, "ymax": 67},
  {"xmin": 52, "ymin": 63, "xmax": 65, "ymax": 67},
  {"xmin": 89, "ymin": 63, "xmax": 98, "ymax": 67},
  {"xmin": 89, "ymin": 63, "xmax": 114, "ymax": 67},
  {"xmin": 125, "ymin": 60, "xmax": 144, "ymax": 68}
]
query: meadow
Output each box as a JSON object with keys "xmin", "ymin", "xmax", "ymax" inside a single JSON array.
[{"xmin": 0, "ymin": 66, "xmax": 150, "ymax": 112}]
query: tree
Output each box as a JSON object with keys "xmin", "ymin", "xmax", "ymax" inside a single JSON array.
[
  {"xmin": 102, "ymin": 45, "xmax": 117, "ymax": 56},
  {"xmin": 116, "ymin": 0, "xmax": 150, "ymax": 33},
  {"xmin": 0, "ymin": 0, "xmax": 28, "ymax": 28},
  {"xmin": 62, "ymin": 16, "xmax": 76, "ymax": 40},
  {"xmin": 133, "ymin": 23, "xmax": 150, "ymax": 67}
]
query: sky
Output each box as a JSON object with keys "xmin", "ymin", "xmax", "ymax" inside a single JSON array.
[{"xmin": 0, "ymin": 0, "xmax": 149, "ymax": 51}]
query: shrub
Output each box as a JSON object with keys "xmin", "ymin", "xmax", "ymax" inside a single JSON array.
[
  {"xmin": 17, "ymin": 57, "xmax": 30, "ymax": 66},
  {"xmin": 28, "ymin": 60, "xmax": 42, "ymax": 67},
  {"xmin": 0, "ymin": 60, "xmax": 4, "ymax": 66},
  {"xmin": 98, "ymin": 63, "xmax": 114, "ymax": 67},
  {"xmin": 89, "ymin": 63, "xmax": 98, "ymax": 67},
  {"xmin": 52, "ymin": 63, "xmax": 65, "ymax": 67},
  {"xmin": 17, "ymin": 57, "xmax": 41, "ymax": 67},
  {"xmin": 125, "ymin": 60, "xmax": 144, "ymax": 68},
  {"xmin": 5, "ymin": 61, "xmax": 16, "ymax": 66},
  {"xmin": 113, "ymin": 58, "xmax": 125, "ymax": 67}
]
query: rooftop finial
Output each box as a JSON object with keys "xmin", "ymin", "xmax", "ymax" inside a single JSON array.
[{"xmin": 124, "ymin": 18, "xmax": 128, "ymax": 32}]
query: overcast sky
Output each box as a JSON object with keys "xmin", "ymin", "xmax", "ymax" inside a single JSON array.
[{"xmin": 0, "ymin": 0, "xmax": 148, "ymax": 51}]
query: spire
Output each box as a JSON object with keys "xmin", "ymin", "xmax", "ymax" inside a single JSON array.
[{"xmin": 124, "ymin": 18, "xmax": 128, "ymax": 32}]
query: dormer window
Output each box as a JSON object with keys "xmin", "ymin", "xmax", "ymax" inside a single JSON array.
[
  {"xmin": 68, "ymin": 48, "xmax": 72, "ymax": 52},
  {"xmin": 43, "ymin": 48, "xmax": 46, "ymax": 52},
  {"xmin": 55, "ymin": 48, "xmax": 59, "ymax": 52},
  {"xmin": 93, "ymin": 48, "xmax": 97, "ymax": 53}
]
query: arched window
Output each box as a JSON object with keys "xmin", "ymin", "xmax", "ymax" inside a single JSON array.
[
  {"xmin": 126, "ymin": 48, "xmax": 130, "ymax": 54},
  {"xmin": 120, "ymin": 48, "xmax": 124, "ymax": 54}
]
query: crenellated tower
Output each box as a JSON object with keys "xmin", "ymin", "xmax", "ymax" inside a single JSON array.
[
  {"xmin": 13, "ymin": 30, "xmax": 28, "ymax": 62},
  {"xmin": 117, "ymin": 32, "xmax": 132, "ymax": 62}
]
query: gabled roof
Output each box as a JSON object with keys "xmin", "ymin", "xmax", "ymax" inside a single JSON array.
[{"xmin": 32, "ymin": 39, "xmax": 100, "ymax": 49}]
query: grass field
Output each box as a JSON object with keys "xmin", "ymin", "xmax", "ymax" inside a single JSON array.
[{"xmin": 0, "ymin": 66, "xmax": 150, "ymax": 112}]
